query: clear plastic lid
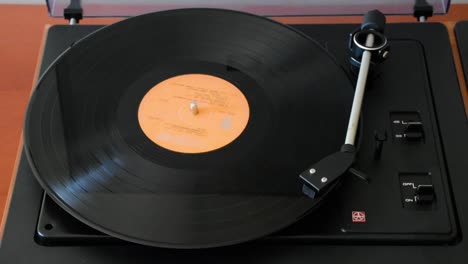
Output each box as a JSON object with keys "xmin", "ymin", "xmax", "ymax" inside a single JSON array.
[{"xmin": 47, "ymin": 0, "xmax": 450, "ymax": 17}]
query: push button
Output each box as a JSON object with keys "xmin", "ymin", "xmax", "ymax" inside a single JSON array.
[
  {"xmin": 399, "ymin": 172, "xmax": 435, "ymax": 209},
  {"xmin": 415, "ymin": 185, "xmax": 435, "ymax": 204},
  {"xmin": 403, "ymin": 122, "xmax": 424, "ymax": 141},
  {"xmin": 390, "ymin": 112, "xmax": 424, "ymax": 143}
]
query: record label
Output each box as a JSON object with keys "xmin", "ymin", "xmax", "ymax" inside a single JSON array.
[{"xmin": 138, "ymin": 74, "xmax": 250, "ymax": 153}]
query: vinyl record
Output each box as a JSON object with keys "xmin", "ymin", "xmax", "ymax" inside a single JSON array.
[{"xmin": 24, "ymin": 9, "xmax": 354, "ymax": 248}]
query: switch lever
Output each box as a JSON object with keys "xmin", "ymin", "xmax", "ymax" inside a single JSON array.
[
  {"xmin": 403, "ymin": 122, "xmax": 424, "ymax": 141},
  {"xmin": 415, "ymin": 185, "xmax": 435, "ymax": 204},
  {"xmin": 374, "ymin": 130, "xmax": 387, "ymax": 160}
]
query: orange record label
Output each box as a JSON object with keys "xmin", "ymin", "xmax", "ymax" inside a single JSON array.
[{"xmin": 138, "ymin": 74, "xmax": 250, "ymax": 153}]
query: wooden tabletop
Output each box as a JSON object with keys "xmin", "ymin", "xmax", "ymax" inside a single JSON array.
[{"xmin": 1, "ymin": 4, "xmax": 468, "ymax": 238}]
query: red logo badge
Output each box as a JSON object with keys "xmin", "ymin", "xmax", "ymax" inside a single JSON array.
[{"xmin": 352, "ymin": 211, "xmax": 366, "ymax": 223}]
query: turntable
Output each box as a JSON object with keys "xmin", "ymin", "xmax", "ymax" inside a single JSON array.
[{"xmin": 1, "ymin": 0, "xmax": 468, "ymax": 263}]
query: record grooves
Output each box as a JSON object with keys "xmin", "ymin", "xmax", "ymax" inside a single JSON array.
[{"xmin": 24, "ymin": 9, "xmax": 354, "ymax": 248}]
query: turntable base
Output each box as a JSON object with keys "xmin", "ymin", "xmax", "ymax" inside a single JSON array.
[{"xmin": 1, "ymin": 22, "xmax": 468, "ymax": 263}]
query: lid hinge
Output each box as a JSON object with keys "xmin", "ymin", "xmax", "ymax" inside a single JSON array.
[
  {"xmin": 413, "ymin": 0, "xmax": 434, "ymax": 22},
  {"xmin": 64, "ymin": 0, "xmax": 83, "ymax": 25}
]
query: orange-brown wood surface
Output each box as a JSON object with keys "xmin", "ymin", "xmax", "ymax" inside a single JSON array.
[{"xmin": 1, "ymin": 4, "xmax": 468, "ymax": 238}]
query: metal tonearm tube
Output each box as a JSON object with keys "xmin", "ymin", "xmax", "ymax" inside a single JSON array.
[{"xmin": 299, "ymin": 10, "xmax": 390, "ymax": 199}]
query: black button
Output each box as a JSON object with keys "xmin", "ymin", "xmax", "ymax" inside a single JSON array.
[
  {"xmin": 415, "ymin": 185, "xmax": 435, "ymax": 204},
  {"xmin": 404, "ymin": 123, "xmax": 424, "ymax": 141}
]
